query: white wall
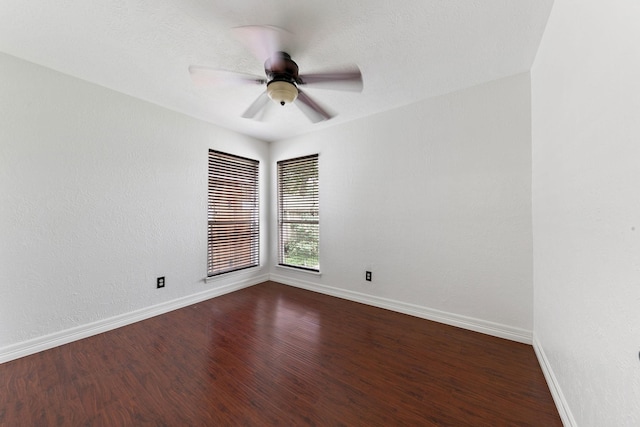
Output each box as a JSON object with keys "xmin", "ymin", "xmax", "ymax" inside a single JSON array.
[
  {"xmin": 0, "ymin": 52, "xmax": 270, "ymax": 360},
  {"xmin": 270, "ymin": 73, "xmax": 534, "ymax": 341},
  {"xmin": 0, "ymin": 51, "xmax": 534, "ymax": 361},
  {"xmin": 531, "ymin": 0, "xmax": 640, "ymax": 425}
]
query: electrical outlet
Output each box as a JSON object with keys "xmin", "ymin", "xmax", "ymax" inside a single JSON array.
[
  {"xmin": 365, "ymin": 271, "xmax": 372, "ymax": 282},
  {"xmin": 157, "ymin": 276, "xmax": 165, "ymax": 289}
]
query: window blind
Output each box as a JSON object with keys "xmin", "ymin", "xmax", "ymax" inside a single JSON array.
[
  {"xmin": 208, "ymin": 150, "xmax": 259, "ymax": 276},
  {"xmin": 277, "ymin": 154, "xmax": 319, "ymax": 271}
]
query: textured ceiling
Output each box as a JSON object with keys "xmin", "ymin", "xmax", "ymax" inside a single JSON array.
[{"xmin": 0, "ymin": 0, "xmax": 553, "ymax": 142}]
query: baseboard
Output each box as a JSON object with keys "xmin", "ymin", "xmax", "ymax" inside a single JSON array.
[
  {"xmin": 533, "ymin": 335, "xmax": 576, "ymax": 427},
  {"xmin": 0, "ymin": 274, "xmax": 268, "ymax": 364},
  {"xmin": 269, "ymin": 273, "xmax": 532, "ymax": 344}
]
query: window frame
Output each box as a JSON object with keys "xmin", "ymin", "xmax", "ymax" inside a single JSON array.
[
  {"xmin": 207, "ymin": 150, "xmax": 259, "ymax": 277},
  {"xmin": 277, "ymin": 154, "xmax": 320, "ymax": 272}
]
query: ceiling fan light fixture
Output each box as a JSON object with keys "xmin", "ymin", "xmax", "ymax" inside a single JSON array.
[{"xmin": 267, "ymin": 80, "xmax": 298, "ymax": 106}]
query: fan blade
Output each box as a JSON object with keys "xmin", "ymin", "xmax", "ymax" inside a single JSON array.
[
  {"xmin": 295, "ymin": 90, "xmax": 333, "ymax": 123},
  {"xmin": 242, "ymin": 91, "xmax": 270, "ymax": 119},
  {"xmin": 233, "ymin": 25, "xmax": 293, "ymax": 62},
  {"xmin": 189, "ymin": 66, "xmax": 266, "ymax": 87},
  {"xmin": 298, "ymin": 67, "xmax": 363, "ymax": 92}
]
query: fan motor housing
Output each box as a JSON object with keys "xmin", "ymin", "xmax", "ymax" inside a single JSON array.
[{"xmin": 264, "ymin": 52, "xmax": 300, "ymax": 84}]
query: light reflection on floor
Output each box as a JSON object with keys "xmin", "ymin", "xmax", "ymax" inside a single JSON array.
[{"xmin": 259, "ymin": 295, "xmax": 322, "ymax": 349}]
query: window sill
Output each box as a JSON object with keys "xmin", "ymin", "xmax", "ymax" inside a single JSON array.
[
  {"xmin": 275, "ymin": 264, "xmax": 322, "ymax": 276},
  {"xmin": 204, "ymin": 266, "xmax": 261, "ymax": 283}
]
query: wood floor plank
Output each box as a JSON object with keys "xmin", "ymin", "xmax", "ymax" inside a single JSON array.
[{"xmin": 0, "ymin": 281, "xmax": 561, "ymax": 426}]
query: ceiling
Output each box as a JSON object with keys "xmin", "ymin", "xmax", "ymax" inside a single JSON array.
[{"xmin": 0, "ymin": 0, "xmax": 553, "ymax": 142}]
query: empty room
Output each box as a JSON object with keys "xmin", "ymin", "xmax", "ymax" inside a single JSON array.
[{"xmin": 1, "ymin": 0, "xmax": 639, "ymax": 425}]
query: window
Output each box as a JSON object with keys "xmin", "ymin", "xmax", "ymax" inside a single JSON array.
[
  {"xmin": 277, "ymin": 154, "xmax": 319, "ymax": 271},
  {"xmin": 208, "ymin": 150, "xmax": 259, "ymax": 276}
]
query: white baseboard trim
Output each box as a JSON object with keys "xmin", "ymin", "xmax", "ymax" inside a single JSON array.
[
  {"xmin": 533, "ymin": 335, "xmax": 576, "ymax": 427},
  {"xmin": 0, "ymin": 274, "xmax": 268, "ymax": 364},
  {"xmin": 269, "ymin": 273, "xmax": 532, "ymax": 344}
]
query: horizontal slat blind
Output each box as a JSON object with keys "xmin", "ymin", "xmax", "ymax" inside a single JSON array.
[
  {"xmin": 277, "ymin": 154, "xmax": 319, "ymax": 271},
  {"xmin": 208, "ymin": 150, "xmax": 259, "ymax": 276}
]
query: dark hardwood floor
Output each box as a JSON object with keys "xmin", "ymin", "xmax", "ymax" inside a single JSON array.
[{"xmin": 0, "ymin": 281, "xmax": 561, "ymax": 426}]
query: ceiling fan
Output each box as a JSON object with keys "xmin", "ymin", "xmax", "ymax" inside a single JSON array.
[{"xmin": 189, "ymin": 25, "xmax": 363, "ymax": 123}]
